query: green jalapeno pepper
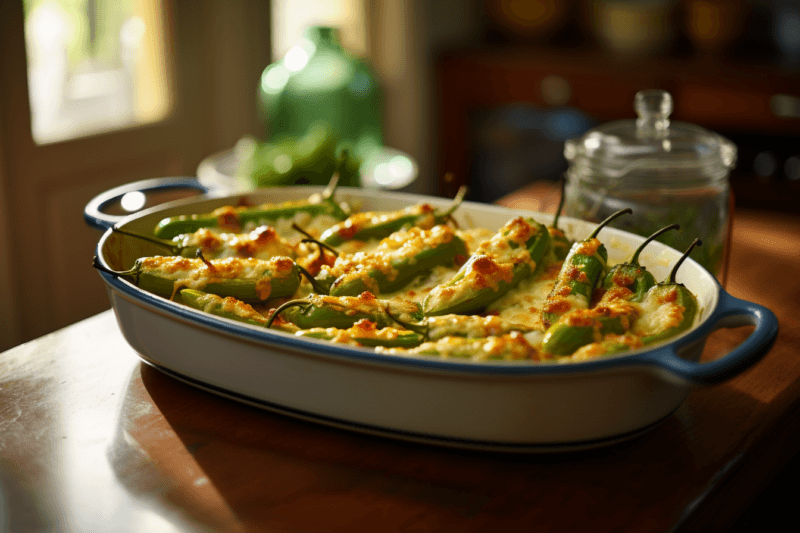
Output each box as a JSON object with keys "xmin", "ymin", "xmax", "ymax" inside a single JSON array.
[
  {"xmin": 541, "ymin": 208, "xmax": 632, "ymax": 329},
  {"xmin": 266, "ymin": 292, "xmax": 423, "ymax": 330},
  {"xmin": 567, "ymin": 334, "xmax": 645, "ymax": 361},
  {"xmin": 318, "ymin": 185, "xmax": 468, "ymax": 246},
  {"xmin": 112, "ymin": 225, "xmax": 297, "ymax": 260},
  {"xmin": 153, "ymin": 161, "xmax": 350, "ymax": 239},
  {"xmin": 637, "ymin": 239, "xmax": 702, "ymax": 346},
  {"xmin": 375, "ymin": 332, "xmax": 540, "ymax": 361},
  {"xmin": 600, "ymin": 223, "xmax": 680, "ymax": 304},
  {"xmin": 178, "ymin": 289, "xmax": 299, "ymax": 333},
  {"xmin": 540, "ymin": 301, "xmax": 638, "ymax": 356},
  {"xmin": 323, "ymin": 225, "xmax": 469, "ymax": 297},
  {"xmin": 93, "ymin": 255, "xmax": 301, "ymax": 303},
  {"xmin": 422, "ymin": 217, "xmax": 552, "ymax": 316},
  {"xmin": 296, "ymin": 320, "xmax": 424, "ymax": 348},
  {"xmin": 548, "ymin": 176, "xmax": 573, "ymax": 262},
  {"xmin": 385, "ymin": 311, "xmax": 534, "ymax": 341}
]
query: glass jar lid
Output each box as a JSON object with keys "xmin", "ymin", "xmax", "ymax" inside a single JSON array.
[{"xmin": 564, "ymin": 89, "xmax": 737, "ymax": 179}]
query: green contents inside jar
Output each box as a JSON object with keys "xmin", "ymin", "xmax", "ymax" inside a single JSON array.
[{"xmin": 563, "ymin": 89, "xmax": 736, "ymax": 278}]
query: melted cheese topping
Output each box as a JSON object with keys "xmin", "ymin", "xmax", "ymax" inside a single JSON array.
[
  {"xmin": 574, "ymin": 237, "xmax": 601, "ymax": 257},
  {"xmin": 599, "ymin": 285, "xmax": 635, "ymax": 305},
  {"xmin": 542, "ymin": 292, "xmax": 590, "ymax": 317},
  {"xmin": 377, "ymin": 331, "xmax": 540, "ymax": 361},
  {"xmin": 210, "ymin": 198, "xmax": 327, "ymax": 231},
  {"xmin": 302, "ymin": 292, "xmax": 420, "ymax": 319},
  {"xmin": 300, "ymin": 319, "xmax": 416, "ymax": 346},
  {"xmin": 425, "ymin": 314, "xmax": 531, "ymax": 340},
  {"xmin": 484, "ymin": 268, "xmax": 558, "ymax": 330},
  {"xmin": 560, "ymin": 300, "xmax": 639, "ymax": 327},
  {"xmin": 541, "ymin": 239, "xmax": 607, "ymax": 323},
  {"xmin": 243, "ymin": 213, "xmax": 341, "ymax": 241},
  {"xmin": 458, "ymin": 227, "xmax": 496, "ymax": 253},
  {"xmin": 212, "ymin": 206, "xmax": 242, "ymax": 232},
  {"xmin": 424, "ymin": 218, "xmax": 540, "ymax": 311},
  {"xmin": 193, "ymin": 291, "xmax": 268, "ymax": 324},
  {"xmin": 176, "ymin": 226, "xmax": 296, "ymax": 260},
  {"xmin": 139, "ymin": 255, "xmax": 295, "ymax": 298},
  {"xmin": 632, "ymin": 288, "xmax": 686, "ymax": 336},
  {"xmin": 154, "ymin": 204, "xmax": 700, "ymax": 363},
  {"xmin": 322, "ymin": 225, "xmax": 458, "ymax": 289},
  {"xmin": 566, "ymin": 334, "xmax": 644, "ymax": 362},
  {"xmin": 327, "ymin": 204, "xmax": 437, "ymax": 241}
]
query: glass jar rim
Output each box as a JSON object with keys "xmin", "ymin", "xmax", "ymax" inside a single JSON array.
[{"xmin": 565, "ymin": 90, "xmax": 737, "ymax": 178}]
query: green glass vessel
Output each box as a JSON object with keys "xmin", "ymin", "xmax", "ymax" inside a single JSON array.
[{"xmin": 254, "ymin": 26, "xmax": 383, "ymax": 188}]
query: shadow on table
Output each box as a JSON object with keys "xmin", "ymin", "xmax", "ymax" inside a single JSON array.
[{"xmin": 105, "ymin": 349, "xmax": 773, "ymax": 532}]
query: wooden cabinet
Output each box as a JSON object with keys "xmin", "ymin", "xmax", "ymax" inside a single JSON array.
[{"xmin": 435, "ymin": 45, "xmax": 800, "ymax": 210}]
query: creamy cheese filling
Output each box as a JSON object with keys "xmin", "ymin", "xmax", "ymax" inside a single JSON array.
[
  {"xmin": 376, "ymin": 332, "xmax": 538, "ymax": 361},
  {"xmin": 425, "ymin": 314, "xmax": 530, "ymax": 340},
  {"xmin": 139, "ymin": 256, "xmax": 294, "ymax": 298},
  {"xmin": 194, "ymin": 292, "xmax": 268, "ymax": 323},
  {"xmin": 300, "ymin": 320, "xmax": 415, "ymax": 345},
  {"xmin": 424, "ymin": 218, "xmax": 540, "ymax": 311},
  {"xmin": 327, "ymin": 203, "xmax": 437, "ymax": 240},
  {"xmin": 176, "ymin": 226, "xmax": 297, "ymax": 260},
  {"xmin": 153, "ymin": 207, "xmax": 699, "ymax": 362},
  {"xmin": 632, "ymin": 297, "xmax": 686, "ymax": 336},
  {"xmin": 322, "ymin": 225, "xmax": 458, "ymax": 286}
]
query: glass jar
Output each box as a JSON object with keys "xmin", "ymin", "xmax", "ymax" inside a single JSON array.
[{"xmin": 563, "ymin": 89, "xmax": 736, "ymax": 280}]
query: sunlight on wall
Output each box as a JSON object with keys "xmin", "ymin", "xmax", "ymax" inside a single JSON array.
[{"xmin": 271, "ymin": 0, "xmax": 367, "ymax": 59}]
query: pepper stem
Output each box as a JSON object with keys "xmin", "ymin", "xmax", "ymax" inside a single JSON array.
[
  {"xmin": 195, "ymin": 249, "xmax": 217, "ymax": 272},
  {"xmin": 384, "ymin": 308, "xmax": 429, "ymax": 338},
  {"xmin": 588, "ymin": 208, "xmax": 633, "ymax": 239},
  {"xmin": 292, "ymin": 223, "xmax": 340, "ymax": 256},
  {"xmin": 440, "ymin": 183, "xmax": 468, "ymax": 218},
  {"xmin": 629, "ymin": 223, "xmax": 680, "ymax": 267},
  {"xmin": 667, "ymin": 238, "xmax": 702, "ymax": 285},
  {"xmin": 112, "ymin": 226, "xmax": 181, "ymax": 254},
  {"xmin": 265, "ymin": 299, "xmax": 310, "ymax": 329},
  {"xmin": 92, "ymin": 256, "xmax": 138, "ymax": 278},
  {"xmin": 295, "ymin": 264, "xmax": 331, "ymax": 295},
  {"xmin": 323, "ymin": 149, "xmax": 348, "ymax": 201},
  {"xmin": 301, "ymin": 238, "xmax": 341, "ymax": 257},
  {"xmin": 552, "ymin": 174, "xmax": 567, "ymax": 230}
]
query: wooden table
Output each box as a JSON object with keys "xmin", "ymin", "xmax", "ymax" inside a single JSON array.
[{"xmin": 2, "ymin": 189, "xmax": 798, "ymax": 532}]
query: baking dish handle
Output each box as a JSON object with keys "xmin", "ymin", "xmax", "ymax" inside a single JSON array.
[
  {"xmin": 84, "ymin": 177, "xmax": 212, "ymax": 231},
  {"xmin": 639, "ymin": 290, "xmax": 779, "ymax": 386}
]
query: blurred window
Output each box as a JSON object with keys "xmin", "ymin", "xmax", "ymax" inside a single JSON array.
[{"xmin": 23, "ymin": 0, "xmax": 171, "ymax": 144}]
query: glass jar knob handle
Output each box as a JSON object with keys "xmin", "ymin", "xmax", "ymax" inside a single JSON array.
[{"xmin": 635, "ymin": 89, "xmax": 672, "ymax": 139}]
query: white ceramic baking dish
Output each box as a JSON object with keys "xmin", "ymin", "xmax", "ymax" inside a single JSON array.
[{"xmin": 86, "ymin": 178, "xmax": 778, "ymax": 452}]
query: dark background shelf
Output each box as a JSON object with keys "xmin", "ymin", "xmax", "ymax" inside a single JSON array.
[{"xmin": 434, "ymin": 1, "xmax": 800, "ymax": 211}]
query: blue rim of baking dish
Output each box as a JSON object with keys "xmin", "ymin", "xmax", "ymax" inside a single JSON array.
[{"xmin": 94, "ymin": 249, "xmax": 777, "ymax": 386}]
